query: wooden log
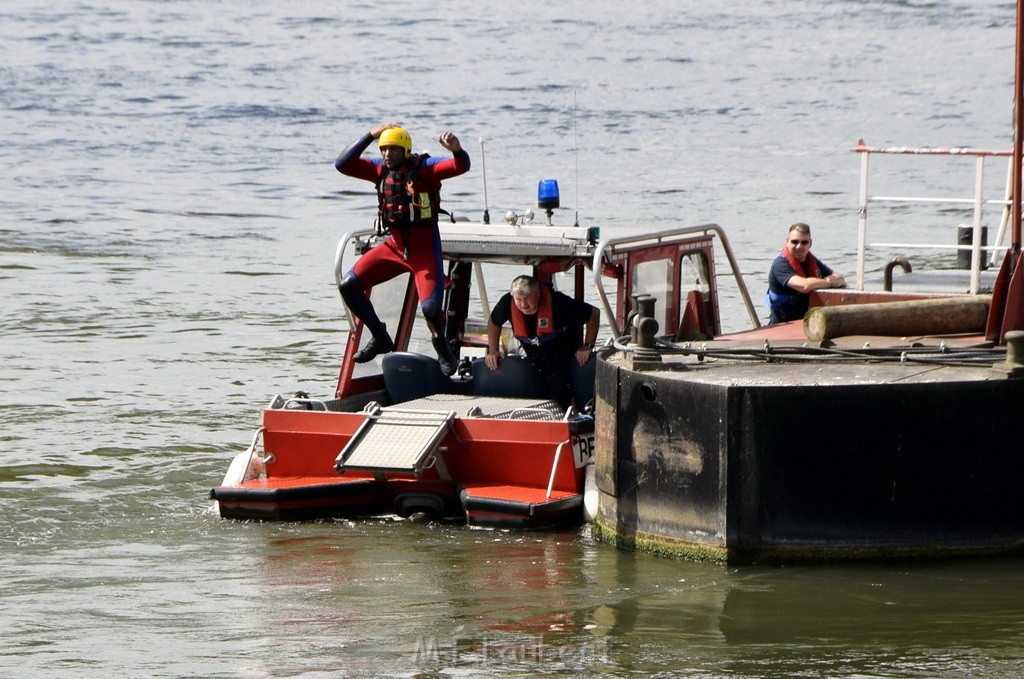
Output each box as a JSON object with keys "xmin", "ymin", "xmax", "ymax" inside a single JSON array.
[{"xmin": 803, "ymin": 296, "xmax": 991, "ymax": 341}]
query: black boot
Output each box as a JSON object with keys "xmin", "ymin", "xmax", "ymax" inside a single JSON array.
[
  {"xmin": 353, "ymin": 325, "xmax": 395, "ymax": 363},
  {"xmin": 432, "ymin": 336, "xmax": 458, "ymax": 377}
]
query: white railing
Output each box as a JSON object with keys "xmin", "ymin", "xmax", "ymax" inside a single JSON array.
[{"xmin": 855, "ymin": 140, "xmax": 1013, "ymax": 293}]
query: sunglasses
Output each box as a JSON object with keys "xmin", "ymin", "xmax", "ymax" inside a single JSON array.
[{"xmin": 789, "ymin": 239, "xmax": 810, "ymax": 245}]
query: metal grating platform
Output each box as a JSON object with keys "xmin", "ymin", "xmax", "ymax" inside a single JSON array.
[
  {"xmin": 336, "ymin": 408, "xmax": 454, "ymax": 474},
  {"xmin": 387, "ymin": 394, "xmax": 563, "ymax": 420}
]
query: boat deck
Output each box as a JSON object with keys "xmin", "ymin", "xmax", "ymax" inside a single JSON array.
[
  {"xmin": 635, "ymin": 352, "xmax": 1005, "ymax": 387},
  {"xmin": 379, "ymin": 393, "xmax": 563, "ymax": 420},
  {"xmin": 719, "ymin": 321, "xmax": 990, "ymax": 348}
]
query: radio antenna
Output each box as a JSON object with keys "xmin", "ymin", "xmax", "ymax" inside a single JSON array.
[
  {"xmin": 573, "ymin": 91, "xmax": 580, "ymax": 228},
  {"xmin": 479, "ymin": 136, "xmax": 490, "ymax": 224}
]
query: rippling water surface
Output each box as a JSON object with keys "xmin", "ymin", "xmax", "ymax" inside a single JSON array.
[{"xmin": 3, "ymin": 1, "xmax": 1023, "ymax": 677}]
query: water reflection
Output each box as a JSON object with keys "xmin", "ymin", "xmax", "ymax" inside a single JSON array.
[{"xmin": 236, "ymin": 523, "xmax": 1024, "ymax": 675}]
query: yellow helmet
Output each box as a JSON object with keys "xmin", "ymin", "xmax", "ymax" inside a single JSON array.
[{"xmin": 378, "ymin": 126, "xmax": 412, "ymax": 155}]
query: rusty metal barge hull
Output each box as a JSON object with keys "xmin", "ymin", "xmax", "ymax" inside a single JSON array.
[{"xmin": 592, "ymin": 345, "xmax": 1024, "ymax": 564}]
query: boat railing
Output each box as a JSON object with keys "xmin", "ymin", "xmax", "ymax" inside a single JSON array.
[
  {"xmin": 545, "ymin": 439, "xmax": 571, "ymax": 500},
  {"xmin": 855, "ymin": 140, "xmax": 1013, "ymax": 293},
  {"xmin": 591, "ymin": 223, "xmax": 762, "ymax": 337}
]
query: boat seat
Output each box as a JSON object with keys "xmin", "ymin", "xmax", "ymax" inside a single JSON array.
[
  {"xmin": 470, "ymin": 356, "xmax": 546, "ymax": 399},
  {"xmin": 382, "ymin": 352, "xmax": 454, "ymax": 404}
]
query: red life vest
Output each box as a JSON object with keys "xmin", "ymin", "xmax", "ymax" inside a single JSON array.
[
  {"xmin": 511, "ymin": 285, "xmax": 560, "ymax": 345},
  {"xmin": 376, "ymin": 154, "xmax": 440, "ymax": 228},
  {"xmin": 781, "ymin": 247, "xmax": 822, "ymax": 280}
]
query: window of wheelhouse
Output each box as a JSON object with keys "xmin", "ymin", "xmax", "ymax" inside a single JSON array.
[
  {"xmin": 631, "ymin": 257, "xmax": 673, "ymax": 334},
  {"xmin": 677, "ymin": 249, "xmax": 714, "ymax": 337},
  {"xmin": 678, "ymin": 250, "xmax": 711, "ymax": 306}
]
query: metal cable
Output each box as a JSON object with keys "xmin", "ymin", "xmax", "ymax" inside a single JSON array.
[{"xmin": 610, "ymin": 337, "xmax": 1006, "ymax": 368}]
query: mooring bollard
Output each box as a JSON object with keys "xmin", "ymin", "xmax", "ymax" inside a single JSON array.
[
  {"xmin": 993, "ymin": 330, "xmax": 1024, "ymax": 378},
  {"xmin": 626, "ymin": 295, "xmax": 662, "ymax": 371}
]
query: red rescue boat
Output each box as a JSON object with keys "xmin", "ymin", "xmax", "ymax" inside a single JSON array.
[{"xmin": 210, "ymin": 210, "xmax": 747, "ymax": 528}]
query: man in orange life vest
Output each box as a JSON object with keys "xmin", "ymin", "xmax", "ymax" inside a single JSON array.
[
  {"xmin": 335, "ymin": 122, "xmax": 470, "ymax": 375},
  {"xmin": 485, "ymin": 275, "xmax": 600, "ymax": 409},
  {"xmin": 766, "ymin": 222, "xmax": 846, "ymax": 325}
]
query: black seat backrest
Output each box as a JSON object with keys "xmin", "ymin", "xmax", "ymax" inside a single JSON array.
[
  {"xmin": 382, "ymin": 352, "xmax": 453, "ymax": 404},
  {"xmin": 470, "ymin": 356, "xmax": 546, "ymax": 399}
]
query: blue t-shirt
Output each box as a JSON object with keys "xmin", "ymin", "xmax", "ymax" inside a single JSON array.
[{"xmin": 766, "ymin": 253, "xmax": 833, "ymax": 325}]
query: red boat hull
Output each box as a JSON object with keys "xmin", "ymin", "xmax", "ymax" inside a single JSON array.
[{"xmin": 211, "ymin": 401, "xmax": 595, "ymax": 528}]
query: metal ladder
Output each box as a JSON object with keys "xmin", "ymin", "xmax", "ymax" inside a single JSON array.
[{"xmin": 334, "ymin": 405, "xmax": 456, "ymax": 478}]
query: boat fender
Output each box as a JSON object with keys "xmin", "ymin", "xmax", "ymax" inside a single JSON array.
[
  {"xmin": 583, "ymin": 462, "xmax": 598, "ymax": 523},
  {"xmin": 219, "ymin": 449, "xmax": 263, "ymax": 488}
]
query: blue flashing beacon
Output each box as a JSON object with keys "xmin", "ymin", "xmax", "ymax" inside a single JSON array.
[{"xmin": 538, "ymin": 179, "xmax": 560, "ymax": 225}]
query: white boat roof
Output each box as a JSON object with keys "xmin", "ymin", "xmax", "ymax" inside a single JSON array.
[{"xmin": 439, "ymin": 221, "xmax": 597, "ymax": 262}]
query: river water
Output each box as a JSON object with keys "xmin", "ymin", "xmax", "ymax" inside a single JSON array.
[{"xmin": 3, "ymin": 1, "xmax": 1023, "ymax": 677}]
